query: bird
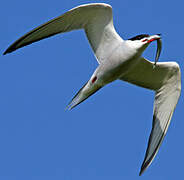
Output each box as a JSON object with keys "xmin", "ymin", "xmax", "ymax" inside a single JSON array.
[{"xmin": 3, "ymin": 3, "xmax": 181, "ymax": 176}]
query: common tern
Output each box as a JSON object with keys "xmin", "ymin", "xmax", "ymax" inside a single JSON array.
[{"xmin": 4, "ymin": 3, "xmax": 181, "ymax": 175}]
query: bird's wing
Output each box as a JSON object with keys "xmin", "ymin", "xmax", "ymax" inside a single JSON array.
[
  {"xmin": 4, "ymin": 3, "xmax": 122, "ymax": 64},
  {"xmin": 119, "ymin": 57, "xmax": 181, "ymax": 175}
]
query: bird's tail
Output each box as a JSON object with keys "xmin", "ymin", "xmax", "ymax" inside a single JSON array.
[{"xmin": 66, "ymin": 80, "xmax": 102, "ymax": 110}]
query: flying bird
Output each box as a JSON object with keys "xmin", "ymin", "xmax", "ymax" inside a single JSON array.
[{"xmin": 4, "ymin": 3, "xmax": 181, "ymax": 175}]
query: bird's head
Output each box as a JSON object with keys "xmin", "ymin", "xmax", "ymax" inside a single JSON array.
[{"xmin": 127, "ymin": 34, "xmax": 162, "ymax": 66}]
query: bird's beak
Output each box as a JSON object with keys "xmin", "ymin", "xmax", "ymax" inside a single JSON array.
[{"xmin": 147, "ymin": 34, "xmax": 162, "ymax": 67}]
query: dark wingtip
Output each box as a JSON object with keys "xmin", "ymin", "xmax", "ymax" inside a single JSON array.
[
  {"xmin": 139, "ymin": 166, "xmax": 145, "ymax": 176},
  {"xmin": 139, "ymin": 154, "xmax": 153, "ymax": 176},
  {"xmin": 3, "ymin": 46, "xmax": 15, "ymax": 55},
  {"xmin": 3, "ymin": 50, "xmax": 9, "ymax": 55}
]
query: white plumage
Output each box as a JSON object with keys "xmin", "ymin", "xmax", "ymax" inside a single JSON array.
[{"xmin": 4, "ymin": 3, "xmax": 181, "ymax": 176}]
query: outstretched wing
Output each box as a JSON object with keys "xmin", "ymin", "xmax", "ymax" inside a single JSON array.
[
  {"xmin": 4, "ymin": 3, "xmax": 122, "ymax": 64},
  {"xmin": 119, "ymin": 57, "xmax": 181, "ymax": 175}
]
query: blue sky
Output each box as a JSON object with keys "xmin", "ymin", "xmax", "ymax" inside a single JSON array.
[{"xmin": 1, "ymin": 0, "xmax": 183, "ymax": 179}]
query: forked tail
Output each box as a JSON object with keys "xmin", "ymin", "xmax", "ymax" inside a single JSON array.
[{"xmin": 66, "ymin": 81, "xmax": 102, "ymax": 110}]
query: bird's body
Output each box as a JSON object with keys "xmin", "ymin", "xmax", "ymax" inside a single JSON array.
[
  {"xmin": 67, "ymin": 40, "xmax": 150, "ymax": 109},
  {"xmin": 4, "ymin": 3, "xmax": 181, "ymax": 176}
]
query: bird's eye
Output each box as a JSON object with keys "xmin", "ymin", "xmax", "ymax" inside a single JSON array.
[{"xmin": 128, "ymin": 34, "xmax": 149, "ymax": 41}]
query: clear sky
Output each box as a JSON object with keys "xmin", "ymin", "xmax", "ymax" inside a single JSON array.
[{"xmin": 1, "ymin": 0, "xmax": 183, "ymax": 179}]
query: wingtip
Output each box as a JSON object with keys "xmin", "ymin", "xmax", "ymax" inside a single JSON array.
[
  {"xmin": 139, "ymin": 166, "xmax": 145, "ymax": 176},
  {"xmin": 3, "ymin": 50, "xmax": 8, "ymax": 55},
  {"xmin": 3, "ymin": 47, "xmax": 14, "ymax": 55},
  {"xmin": 139, "ymin": 156, "xmax": 153, "ymax": 176}
]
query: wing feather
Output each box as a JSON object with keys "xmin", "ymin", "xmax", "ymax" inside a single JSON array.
[
  {"xmin": 120, "ymin": 57, "xmax": 181, "ymax": 175},
  {"xmin": 4, "ymin": 3, "xmax": 122, "ymax": 64}
]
